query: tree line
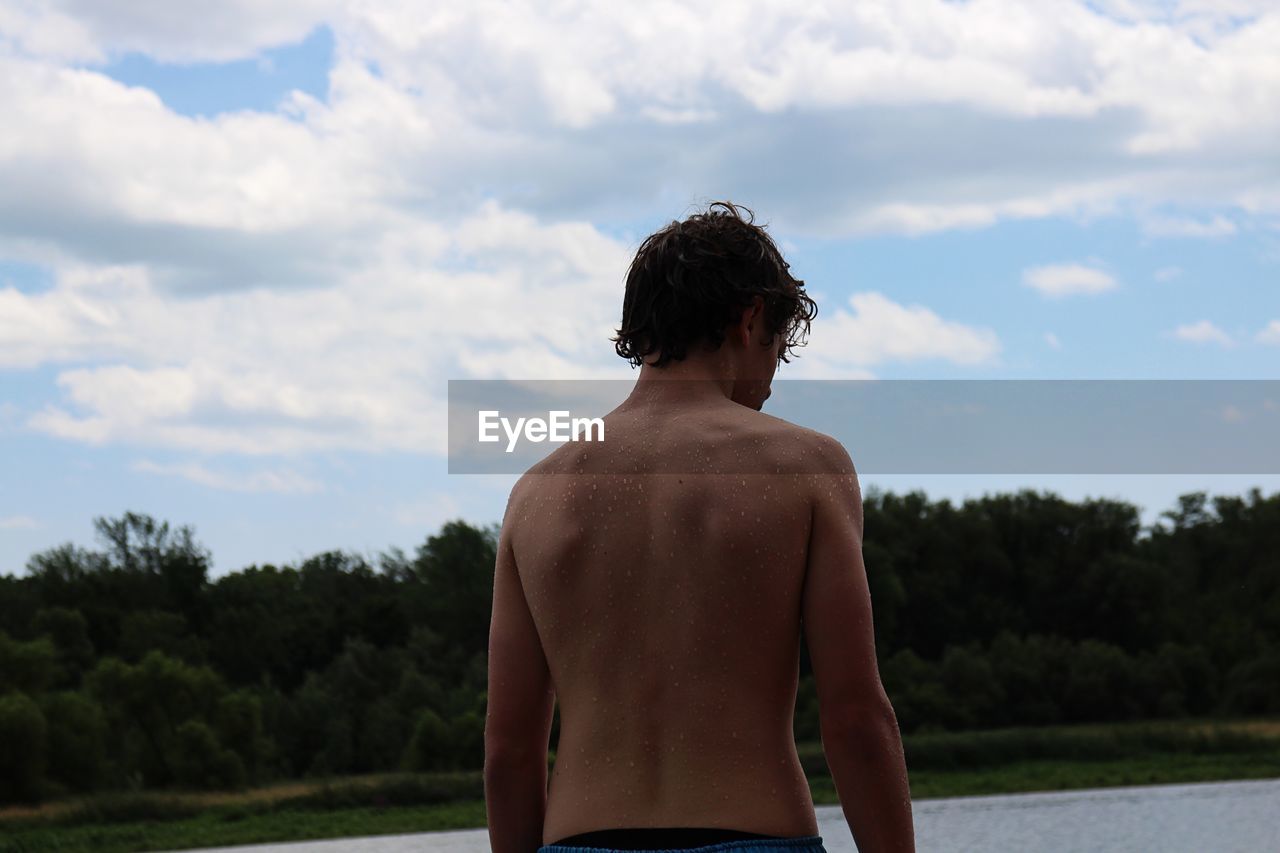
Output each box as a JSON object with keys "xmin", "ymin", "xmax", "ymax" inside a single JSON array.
[{"xmin": 1, "ymin": 488, "xmax": 1277, "ymax": 803}]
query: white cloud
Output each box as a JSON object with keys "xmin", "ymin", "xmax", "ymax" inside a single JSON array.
[
  {"xmin": 0, "ymin": 0, "xmax": 336, "ymax": 63},
  {"xmin": 1257, "ymin": 320, "xmax": 1280, "ymax": 345},
  {"xmin": 1, "ymin": 0, "xmax": 1279, "ymax": 456},
  {"xmin": 1022, "ymin": 263, "xmax": 1118, "ymax": 297},
  {"xmin": 331, "ymin": 0, "xmax": 1280, "ymax": 229},
  {"xmin": 1044, "ymin": 332, "xmax": 1062, "ymax": 349},
  {"xmin": 0, "ymin": 55, "xmax": 400, "ymax": 247},
  {"xmin": 0, "ymin": 515, "xmax": 38, "ymax": 529},
  {"xmin": 794, "ymin": 291, "xmax": 1000, "ymax": 373},
  {"xmin": 1154, "ymin": 265, "xmax": 1183, "ymax": 282},
  {"xmin": 9, "ymin": 205, "xmax": 633, "ymax": 454},
  {"xmin": 0, "ymin": 0, "xmax": 1277, "ymax": 254},
  {"xmin": 1173, "ymin": 320, "xmax": 1234, "ymax": 346},
  {"xmin": 132, "ymin": 459, "xmax": 324, "ymax": 494},
  {"xmin": 1141, "ymin": 213, "xmax": 1237, "ymax": 238}
]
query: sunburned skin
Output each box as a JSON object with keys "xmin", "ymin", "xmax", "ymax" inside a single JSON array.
[{"xmin": 506, "ymin": 389, "xmax": 843, "ymax": 844}]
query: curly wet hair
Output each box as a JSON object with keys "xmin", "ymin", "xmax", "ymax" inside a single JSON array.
[{"xmin": 612, "ymin": 201, "xmax": 818, "ymax": 368}]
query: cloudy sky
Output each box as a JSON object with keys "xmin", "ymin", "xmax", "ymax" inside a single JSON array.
[{"xmin": 1, "ymin": 0, "xmax": 1278, "ymax": 576}]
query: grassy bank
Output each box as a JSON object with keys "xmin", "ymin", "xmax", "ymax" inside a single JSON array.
[
  {"xmin": 0, "ymin": 774, "xmax": 487, "ymax": 853},
  {"xmin": 0, "ymin": 801, "xmax": 488, "ymax": 853},
  {"xmin": 3, "ymin": 719, "xmax": 1278, "ymax": 853}
]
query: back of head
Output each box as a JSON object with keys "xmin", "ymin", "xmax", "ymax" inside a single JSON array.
[{"xmin": 612, "ymin": 201, "xmax": 818, "ymax": 368}]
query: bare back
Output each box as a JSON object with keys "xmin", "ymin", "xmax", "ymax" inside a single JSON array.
[{"xmin": 506, "ymin": 392, "xmax": 836, "ymax": 844}]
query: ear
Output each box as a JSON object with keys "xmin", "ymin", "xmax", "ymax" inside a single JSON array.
[{"xmin": 736, "ymin": 297, "xmax": 765, "ymax": 344}]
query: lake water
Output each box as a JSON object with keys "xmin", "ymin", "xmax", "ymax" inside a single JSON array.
[{"xmin": 182, "ymin": 777, "xmax": 1280, "ymax": 853}]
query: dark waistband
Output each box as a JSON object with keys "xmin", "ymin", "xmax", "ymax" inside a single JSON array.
[{"xmin": 549, "ymin": 828, "xmax": 787, "ymax": 849}]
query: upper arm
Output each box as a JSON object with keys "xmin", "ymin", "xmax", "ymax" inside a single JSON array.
[
  {"xmin": 801, "ymin": 435, "xmax": 891, "ymax": 730},
  {"xmin": 484, "ymin": 487, "xmax": 555, "ymax": 762}
]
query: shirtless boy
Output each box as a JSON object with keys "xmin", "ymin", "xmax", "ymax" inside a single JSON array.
[{"xmin": 484, "ymin": 201, "xmax": 915, "ymax": 853}]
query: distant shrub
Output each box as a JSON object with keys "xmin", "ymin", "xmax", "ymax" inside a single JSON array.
[
  {"xmin": 0, "ymin": 691, "xmax": 47, "ymax": 802},
  {"xmin": 449, "ymin": 710, "xmax": 485, "ymax": 769},
  {"xmin": 172, "ymin": 720, "xmax": 246, "ymax": 790},
  {"xmin": 39, "ymin": 691, "xmax": 106, "ymax": 792},
  {"xmin": 403, "ymin": 709, "xmax": 452, "ymax": 771},
  {"xmin": 1223, "ymin": 650, "xmax": 1280, "ymax": 715}
]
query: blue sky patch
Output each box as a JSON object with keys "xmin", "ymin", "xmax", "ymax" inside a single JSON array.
[
  {"xmin": 92, "ymin": 25, "xmax": 334, "ymax": 118},
  {"xmin": 0, "ymin": 260, "xmax": 55, "ymax": 294}
]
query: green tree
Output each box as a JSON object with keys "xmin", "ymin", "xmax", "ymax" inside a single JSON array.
[
  {"xmin": 0, "ymin": 631, "xmax": 57, "ymax": 696},
  {"xmin": 0, "ymin": 692, "xmax": 47, "ymax": 802},
  {"xmin": 214, "ymin": 690, "xmax": 268, "ymax": 784},
  {"xmin": 880, "ymin": 649, "xmax": 950, "ymax": 733},
  {"xmin": 939, "ymin": 645, "xmax": 1006, "ymax": 729},
  {"xmin": 412, "ymin": 521, "xmax": 498, "ymax": 660},
  {"xmin": 39, "ymin": 691, "xmax": 107, "ymax": 792},
  {"xmin": 403, "ymin": 708, "xmax": 452, "ymax": 771},
  {"xmin": 987, "ymin": 631, "xmax": 1065, "ymax": 726},
  {"xmin": 172, "ymin": 720, "xmax": 245, "ymax": 789},
  {"xmin": 86, "ymin": 651, "xmax": 228, "ymax": 786},
  {"xmin": 360, "ymin": 696, "xmax": 410, "ymax": 771},
  {"xmin": 274, "ymin": 672, "xmax": 334, "ymax": 777},
  {"xmin": 32, "ymin": 608, "xmax": 96, "ymax": 687},
  {"xmin": 1063, "ymin": 640, "xmax": 1140, "ymax": 722},
  {"xmin": 204, "ymin": 564, "xmax": 296, "ymax": 688},
  {"xmin": 449, "ymin": 710, "xmax": 486, "ymax": 769},
  {"xmin": 118, "ymin": 610, "xmax": 195, "ymax": 663},
  {"xmin": 1222, "ymin": 648, "xmax": 1280, "ymax": 714}
]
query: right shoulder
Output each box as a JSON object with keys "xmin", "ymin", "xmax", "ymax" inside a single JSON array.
[
  {"xmin": 746, "ymin": 409, "xmax": 856, "ymax": 477},
  {"xmin": 805, "ymin": 429, "xmax": 857, "ymax": 476},
  {"xmin": 789, "ymin": 428, "xmax": 862, "ymax": 533}
]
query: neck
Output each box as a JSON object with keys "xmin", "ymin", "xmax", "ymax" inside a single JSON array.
[{"xmin": 629, "ymin": 352, "xmax": 738, "ymax": 404}]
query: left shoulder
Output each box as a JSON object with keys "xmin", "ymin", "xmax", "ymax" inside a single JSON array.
[{"xmin": 500, "ymin": 457, "xmax": 560, "ymax": 533}]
